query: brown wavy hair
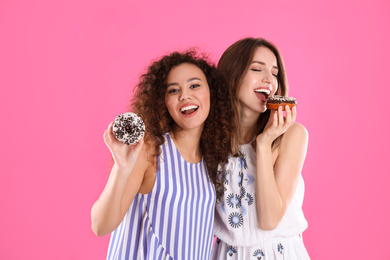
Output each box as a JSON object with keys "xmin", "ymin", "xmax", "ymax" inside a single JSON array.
[
  {"xmin": 218, "ymin": 37, "xmax": 289, "ymax": 155},
  {"xmin": 130, "ymin": 50, "xmax": 232, "ymax": 199}
]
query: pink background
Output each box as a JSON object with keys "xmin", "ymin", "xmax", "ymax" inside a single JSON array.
[{"xmin": 1, "ymin": 0, "xmax": 389, "ymax": 259}]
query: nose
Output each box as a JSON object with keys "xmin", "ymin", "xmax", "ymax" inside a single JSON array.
[
  {"xmin": 262, "ymin": 70, "xmax": 275, "ymax": 84},
  {"xmin": 179, "ymin": 88, "xmax": 191, "ymax": 101}
]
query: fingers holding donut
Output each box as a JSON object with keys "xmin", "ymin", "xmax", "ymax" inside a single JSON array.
[
  {"xmin": 258, "ymin": 103, "xmax": 298, "ymax": 146},
  {"xmin": 284, "ymin": 105, "xmax": 292, "ymax": 127},
  {"xmin": 265, "ymin": 95, "xmax": 297, "ymax": 129},
  {"xmin": 103, "ymin": 113, "xmax": 146, "ymax": 170},
  {"xmin": 268, "ymin": 109, "xmax": 278, "ymax": 128},
  {"xmin": 291, "ymin": 106, "xmax": 297, "ymax": 123},
  {"xmin": 278, "ymin": 106, "xmax": 284, "ymax": 126},
  {"xmin": 103, "ymin": 122, "xmax": 111, "ymax": 146},
  {"xmin": 103, "ymin": 122, "xmax": 118, "ymax": 148},
  {"xmin": 284, "ymin": 105, "xmax": 297, "ymax": 128}
]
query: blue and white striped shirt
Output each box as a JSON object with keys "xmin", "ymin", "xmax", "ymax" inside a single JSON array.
[{"xmin": 107, "ymin": 133, "xmax": 216, "ymax": 260}]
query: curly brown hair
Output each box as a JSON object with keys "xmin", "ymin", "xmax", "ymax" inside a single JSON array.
[{"xmin": 130, "ymin": 50, "xmax": 232, "ymax": 199}]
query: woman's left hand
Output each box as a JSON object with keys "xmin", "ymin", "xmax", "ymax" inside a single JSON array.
[{"xmin": 257, "ymin": 105, "xmax": 296, "ymax": 146}]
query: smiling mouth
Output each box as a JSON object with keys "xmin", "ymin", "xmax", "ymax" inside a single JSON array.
[
  {"xmin": 180, "ymin": 105, "xmax": 199, "ymax": 114},
  {"xmin": 254, "ymin": 89, "xmax": 271, "ymax": 100}
]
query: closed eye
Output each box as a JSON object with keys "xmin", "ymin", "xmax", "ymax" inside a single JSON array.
[{"xmin": 251, "ymin": 69, "xmax": 261, "ymax": 72}]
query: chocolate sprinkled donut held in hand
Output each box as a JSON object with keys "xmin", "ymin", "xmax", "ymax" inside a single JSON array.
[
  {"xmin": 112, "ymin": 112, "xmax": 145, "ymax": 145},
  {"xmin": 266, "ymin": 95, "xmax": 297, "ymax": 110}
]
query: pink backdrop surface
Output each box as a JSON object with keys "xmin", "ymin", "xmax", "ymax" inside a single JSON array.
[{"xmin": 1, "ymin": 0, "xmax": 389, "ymax": 259}]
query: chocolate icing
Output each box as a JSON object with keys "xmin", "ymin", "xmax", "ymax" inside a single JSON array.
[{"xmin": 266, "ymin": 95, "xmax": 297, "ymax": 104}]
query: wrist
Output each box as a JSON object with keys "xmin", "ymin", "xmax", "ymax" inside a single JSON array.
[
  {"xmin": 113, "ymin": 163, "xmax": 133, "ymax": 176},
  {"xmin": 256, "ymin": 134, "xmax": 273, "ymax": 150}
]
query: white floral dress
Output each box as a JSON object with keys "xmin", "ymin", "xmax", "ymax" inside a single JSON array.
[{"xmin": 213, "ymin": 143, "xmax": 310, "ymax": 259}]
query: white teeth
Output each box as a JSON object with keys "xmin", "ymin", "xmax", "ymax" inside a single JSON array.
[
  {"xmin": 254, "ymin": 89, "xmax": 271, "ymax": 95},
  {"xmin": 180, "ymin": 105, "xmax": 198, "ymax": 112}
]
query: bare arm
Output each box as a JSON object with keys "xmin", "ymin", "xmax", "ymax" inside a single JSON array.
[
  {"xmin": 255, "ymin": 106, "xmax": 308, "ymax": 230},
  {"xmin": 90, "ymin": 122, "xmax": 152, "ymax": 236}
]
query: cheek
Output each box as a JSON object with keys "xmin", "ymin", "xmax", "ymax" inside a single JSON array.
[
  {"xmin": 203, "ymin": 92, "xmax": 211, "ymax": 111},
  {"xmin": 201, "ymin": 88, "xmax": 211, "ymax": 104},
  {"xmin": 164, "ymin": 97, "xmax": 175, "ymax": 113},
  {"xmin": 237, "ymin": 85, "xmax": 247, "ymax": 102},
  {"xmin": 273, "ymin": 81, "xmax": 279, "ymax": 95},
  {"xmin": 238, "ymin": 75, "xmax": 253, "ymax": 95},
  {"xmin": 240, "ymin": 77, "xmax": 250, "ymax": 91}
]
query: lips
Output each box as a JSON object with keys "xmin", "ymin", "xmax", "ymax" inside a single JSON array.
[
  {"xmin": 254, "ymin": 88, "xmax": 271, "ymax": 102},
  {"xmin": 180, "ymin": 104, "xmax": 199, "ymax": 115}
]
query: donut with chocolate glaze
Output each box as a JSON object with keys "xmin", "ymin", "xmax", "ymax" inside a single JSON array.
[
  {"xmin": 266, "ymin": 95, "xmax": 297, "ymax": 110},
  {"xmin": 112, "ymin": 112, "xmax": 145, "ymax": 145}
]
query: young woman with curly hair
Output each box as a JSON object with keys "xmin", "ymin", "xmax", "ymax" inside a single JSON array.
[
  {"xmin": 91, "ymin": 50, "xmax": 232, "ymax": 259},
  {"xmin": 212, "ymin": 38, "xmax": 310, "ymax": 259}
]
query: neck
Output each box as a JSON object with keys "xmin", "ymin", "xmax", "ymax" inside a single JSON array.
[
  {"xmin": 239, "ymin": 107, "xmax": 261, "ymax": 144},
  {"xmin": 170, "ymin": 126, "xmax": 203, "ymax": 163}
]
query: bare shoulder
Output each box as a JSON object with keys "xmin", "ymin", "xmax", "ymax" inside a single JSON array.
[
  {"xmin": 280, "ymin": 122, "xmax": 309, "ymax": 152},
  {"xmin": 285, "ymin": 122, "xmax": 308, "ymax": 140}
]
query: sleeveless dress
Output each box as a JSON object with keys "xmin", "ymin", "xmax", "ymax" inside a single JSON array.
[
  {"xmin": 107, "ymin": 133, "xmax": 216, "ymax": 260},
  {"xmin": 213, "ymin": 143, "xmax": 310, "ymax": 259}
]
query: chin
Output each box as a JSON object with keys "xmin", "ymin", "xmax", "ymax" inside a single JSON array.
[{"xmin": 257, "ymin": 105, "xmax": 267, "ymax": 113}]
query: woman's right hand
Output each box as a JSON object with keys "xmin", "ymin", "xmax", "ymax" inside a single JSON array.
[
  {"xmin": 257, "ymin": 105, "xmax": 296, "ymax": 147},
  {"xmin": 103, "ymin": 121, "xmax": 144, "ymax": 171}
]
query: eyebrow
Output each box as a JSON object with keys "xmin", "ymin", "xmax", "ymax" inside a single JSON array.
[
  {"xmin": 167, "ymin": 77, "xmax": 202, "ymax": 87},
  {"xmin": 251, "ymin": 61, "xmax": 279, "ymax": 70}
]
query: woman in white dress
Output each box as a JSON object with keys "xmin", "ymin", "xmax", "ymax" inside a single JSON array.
[{"xmin": 213, "ymin": 37, "xmax": 310, "ymax": 259}]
